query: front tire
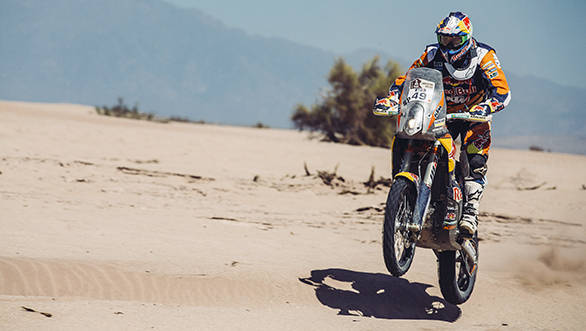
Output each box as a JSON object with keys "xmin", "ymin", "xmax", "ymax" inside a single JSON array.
[
  {"xmin": 438, "ymin": 236, "xmax": 478, "ymax": 304},
  {"xmin": 382, "ymin": 177, "xmax": 417, "ymax": 276}
]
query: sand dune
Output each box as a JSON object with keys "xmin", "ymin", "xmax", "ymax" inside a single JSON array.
[{"xmin": 1, "ymin": 100, "xmax": 585, "ymax": 330}]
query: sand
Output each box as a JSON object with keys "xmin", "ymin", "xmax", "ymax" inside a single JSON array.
[{"xmin": 1, "ymin": 100, "xmax": 585, "ymax": 330}]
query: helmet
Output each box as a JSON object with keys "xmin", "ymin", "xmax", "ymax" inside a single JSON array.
[{"xmin": 435, "ymin": 12, "xmax": 474, "ymax": 66}]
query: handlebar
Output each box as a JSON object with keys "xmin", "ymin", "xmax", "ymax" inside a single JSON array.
[{"xmin": 446, "ymin": 113, "xmax": 492, "ymax": 122}]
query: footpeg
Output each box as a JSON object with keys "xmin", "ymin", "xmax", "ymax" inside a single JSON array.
[{"xmin": 407, "ymin": 222, "xmax": 420, "ymax": 233}]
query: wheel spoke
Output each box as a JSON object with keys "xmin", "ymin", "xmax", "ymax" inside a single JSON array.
[
  {"xmin": 455, "ymin": 251, "xmax": 470, "ymax": 290},
  {"xmin": 394, "ymin": 232, "xmax": 404, "ymax": 261},
  {"xmin": 384, "ymin": 179, "xmax": 417, "ymax": 276},
  {"xmin": 393, "ymin": 193, "xmax": 412, "ymax": 263}
]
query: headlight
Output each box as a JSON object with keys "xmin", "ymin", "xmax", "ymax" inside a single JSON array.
[
  {"xmin": 404, "ymin": 107, "xmax": 423, "ymax": 136},
  {"xmin": 407, "ymin": 119, "xmax": 418, "ymax": 130},
  {"xmin": 404, "ymin": 121, "xmax": 419, "ymax": 135}
]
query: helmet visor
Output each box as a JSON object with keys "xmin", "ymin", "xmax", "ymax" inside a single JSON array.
[{"xmin": 438, "ymin": 34, "xmax": 467, "ymax": 50}]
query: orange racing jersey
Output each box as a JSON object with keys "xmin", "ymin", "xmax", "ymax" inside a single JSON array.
[{"xmin": 390, "ymin": 41, "xmax": 511, "ymax": 114}]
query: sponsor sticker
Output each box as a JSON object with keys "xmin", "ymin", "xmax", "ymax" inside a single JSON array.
[
  {"xmin": 488, "ymin": 68, "xmax": 499, "ymax": 79},
  {"xmin": 493, "ymin": 53, "xmax": 502, "ymax": 68},
  {"xmin": 434, "ymin": 119, "xmax": 446, "ymax": 127},
  {"xmin": 453, "ymin": 187, "xmax": 462, "ymax": 202},
  {"xmin": 482, "ymin": 61, "xmax": 496, "ymax": 71}
]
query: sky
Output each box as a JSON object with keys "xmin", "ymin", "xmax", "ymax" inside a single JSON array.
[{"xmin": 164, "ymin": 0, "xmax": 586, "ymax": 89}]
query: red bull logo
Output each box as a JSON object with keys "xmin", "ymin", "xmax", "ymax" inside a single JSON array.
[
  {"xmin": 461, "ymin": 17, "xmax": 472, "ymax": 33},
  {"xmin": 449, "ymin": 140, "xmax": 456, "ymax": 159},
  {"xmin": 453, "ymin": 187, "xmax": 462, "ymax": 202},
  {"xmin": 443, "ymin": 77, "xmax": 479, "ymax": 104}
]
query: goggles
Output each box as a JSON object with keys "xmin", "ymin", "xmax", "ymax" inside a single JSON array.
[{"xmin": 437, "ymin": 34, "xmax": 468, "ymax": 50}]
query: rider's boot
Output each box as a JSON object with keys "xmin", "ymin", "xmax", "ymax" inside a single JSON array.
[{"xmin": 460, "ymin": 178, "xmax": 486, "ymax": 237}]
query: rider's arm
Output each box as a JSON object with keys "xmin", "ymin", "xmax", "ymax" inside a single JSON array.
[
  {"xmin": 478, "ymin": 49, "xmax": 511, "ymax": 113},
  {"xmin": 389, "ymin": 45, "xmax": 437, "ymax": 98}
]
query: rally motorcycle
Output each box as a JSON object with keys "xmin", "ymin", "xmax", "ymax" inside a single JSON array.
[{"xmin": 373, "ymin": 67, "xmax": 490, "ymax": 304}]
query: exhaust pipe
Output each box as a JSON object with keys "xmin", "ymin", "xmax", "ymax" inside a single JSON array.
[{"xmin": 461, "ymin": 239, "xmax": 477, "ymax": 273}]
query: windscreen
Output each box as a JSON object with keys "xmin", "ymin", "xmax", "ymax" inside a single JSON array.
[{"xmin": 397, "ymin": 68, "xmax": 445, "ymax": 139}]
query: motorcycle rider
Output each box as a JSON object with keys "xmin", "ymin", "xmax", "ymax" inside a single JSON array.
[{"xmin": 376, "ymin": 12, "xmax": 511, "ymax": 236}]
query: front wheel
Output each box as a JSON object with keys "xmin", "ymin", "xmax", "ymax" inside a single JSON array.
[
  {"xmin": 438, "ymin": 236, "xmax": 479, "ymax": 304},
  {"xmin": 382, "ymin": 177, "xmax": 417, "ymax": 276}
]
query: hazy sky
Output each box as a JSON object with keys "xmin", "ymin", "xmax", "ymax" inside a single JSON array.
[{"xmin": 164, "ymin": 0, "xmax": 585, "ymax": 89}]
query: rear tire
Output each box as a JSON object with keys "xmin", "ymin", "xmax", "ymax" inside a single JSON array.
[
  {"xmin": 438, "ymin": 236, "xmax": 478, "ymax": 304},
  {"xmin": 382, "ymin": 177, "xmax": 417, "ymax": 276}
]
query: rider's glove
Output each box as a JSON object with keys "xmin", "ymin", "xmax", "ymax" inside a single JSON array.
[
  {"xmin": 373, "ymin": 97, "xmax": 398, "ymax": 116},
  {"xmin": 388, "ymin": 89, "xmax": 400, "ymax": 105},
  {"xmin": 373, "ymin": 90, "xmax": 399, "ymax": 116},
  {"xmin": 469, "ymin": 104, "xmax": 492, "ymax": 117}
]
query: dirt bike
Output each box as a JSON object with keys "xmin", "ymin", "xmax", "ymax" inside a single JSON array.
[{"xmin": 373, "ymin": 67, "xmax": 490, "ymax": 304}]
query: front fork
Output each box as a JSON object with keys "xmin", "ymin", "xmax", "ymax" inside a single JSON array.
[
  {"xmin": 407, "ymin": 140, "xmax": 441, "ymax": 234},
  {"xmin": 399, "ymin": 140, "xmax": 478, "ymax": 272}
]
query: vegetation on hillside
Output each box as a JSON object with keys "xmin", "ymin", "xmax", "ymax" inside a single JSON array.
[
  {"xmin": 95, "ymin": 98, "xmax": 267, "ymax": 128},
  {"xmin": 95, "ymin": 98, "xmax": 158, "ymax": 121},
  {"xmin": 292, "ymin": 57, "xmax": 402, "ymax": 147},
  {"xmin": 95, "ymin": 98, "xmax": 208, "ymax": 125}
]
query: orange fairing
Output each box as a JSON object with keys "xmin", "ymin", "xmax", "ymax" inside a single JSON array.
[{"xmin": 427, "ymin": 92, "xmax": 445, "ymax": 131}]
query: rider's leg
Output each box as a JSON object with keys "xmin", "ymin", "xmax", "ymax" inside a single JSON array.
[{"xmin": 460, "ymin": 122, "xmax": 491, "ymax": 236}]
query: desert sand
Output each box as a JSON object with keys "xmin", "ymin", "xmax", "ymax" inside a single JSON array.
[{"xmin": 1, "ymin": 100, "xmax": 585, "ymax": 330}]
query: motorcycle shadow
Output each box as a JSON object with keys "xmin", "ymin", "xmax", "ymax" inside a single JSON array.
[{"xmin": 299, "ymin": 268, "xmax": 461, "ymax": 322}]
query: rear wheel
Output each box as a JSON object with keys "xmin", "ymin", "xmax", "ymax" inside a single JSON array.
[
  {"xmin": 382, "ymin": 177, "xmax": 417, "ymax": 276},
  {"xmin": 438, "ymin": 236, "xmax": 478, "ymax": 304}
]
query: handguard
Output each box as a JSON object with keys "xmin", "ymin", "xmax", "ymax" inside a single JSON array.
[{"xmin": 373, "ymin": 97, "xmax": 399, "ymax": 116}]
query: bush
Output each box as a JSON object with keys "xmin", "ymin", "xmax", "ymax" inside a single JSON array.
[
  {"xmin": 96, "ymin": 98, "xmax": 208, "ymax": 124},
  {"xmin": 95, "ymin": 97, "xmax": 155, "ymax": 121},
  {"xmin": 292, "ymin": 56, "xmax": 402, "ymax": 147},
  {"xmin": 254, "ymin": 122, "xmax": 269, "ymax": 129}
]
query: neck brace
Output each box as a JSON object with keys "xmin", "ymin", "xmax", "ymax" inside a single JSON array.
[
  {"xmin": 443, "ymin": 41, "xmax": 482, "ymax": 81},
  {"xmin": 444, "ymin": 49, "xmax": 480, "ymax": 81}
]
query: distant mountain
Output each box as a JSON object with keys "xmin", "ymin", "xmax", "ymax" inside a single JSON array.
[
  {"xmin": 342, "ymin": 48, "xmax": 411, "ymax": 71},
  {"xmin": 0, "ymin": 0, "xmax": 333, "ymax": 127},
  {"xmin": 1, "ymin": 0, "xmax": 584, "ymax": 153}
]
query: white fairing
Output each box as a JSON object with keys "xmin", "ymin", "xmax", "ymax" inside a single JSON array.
[{"xmin": 397, "ymin": 68, "xmax": 447, "ymax": 140}]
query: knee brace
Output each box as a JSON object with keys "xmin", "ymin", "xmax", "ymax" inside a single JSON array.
[{"xmin": 467, "ymin": 154, "xmax": 488, "ymax": 180}]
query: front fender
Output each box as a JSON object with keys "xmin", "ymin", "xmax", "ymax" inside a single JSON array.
[{"xmin": 394, "ymin": 172, "xmax": 420, "ymax": 193}]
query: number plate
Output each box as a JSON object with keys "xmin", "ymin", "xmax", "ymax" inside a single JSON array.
[{"xmin": 407, "ymin": 78, "xmax": 435, "ymax": 104}]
